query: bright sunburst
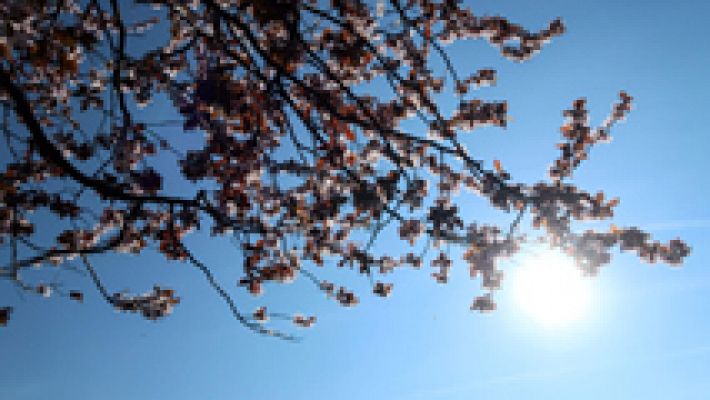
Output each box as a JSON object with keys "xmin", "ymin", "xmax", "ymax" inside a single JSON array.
[{"xmin": 511, "ymin": 249, "xmax": 594, "ymax": 328}]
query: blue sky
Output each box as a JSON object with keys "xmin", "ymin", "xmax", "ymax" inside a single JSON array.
[{"xmin": 2, "ymin": 1, "xmax": 710, "ymax": 399}]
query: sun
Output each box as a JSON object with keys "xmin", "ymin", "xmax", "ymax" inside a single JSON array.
[{"xmin": 511, "ymin": 249, "xmax": 594, "ymax": 328}]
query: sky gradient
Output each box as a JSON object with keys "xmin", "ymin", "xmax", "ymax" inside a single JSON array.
[{"xmin": 2, "ymin": 1, "xmax": 709, "ymax": 399}]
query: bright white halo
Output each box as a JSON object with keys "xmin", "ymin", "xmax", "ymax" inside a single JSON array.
[{"xmin": 512, "ymin": 249, "xmax": 593, "ymax": 328}]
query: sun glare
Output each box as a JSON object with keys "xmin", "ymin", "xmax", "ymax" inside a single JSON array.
[{"xmin": 512, "ymin": 249, "xmax": 594, "ymax": 328}]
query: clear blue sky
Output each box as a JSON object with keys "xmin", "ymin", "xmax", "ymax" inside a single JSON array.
[{"xmin": 2, "ymin": 1, "xmax": 710, "ymax": 399}]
